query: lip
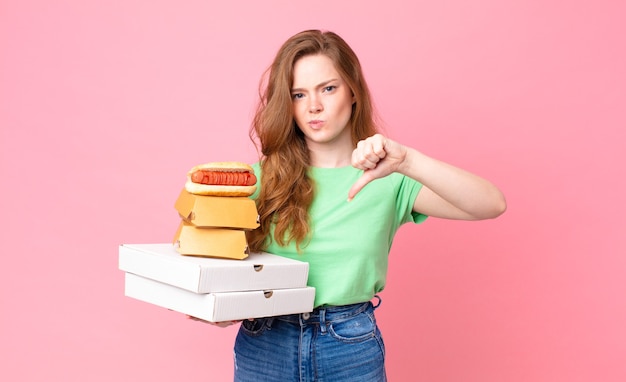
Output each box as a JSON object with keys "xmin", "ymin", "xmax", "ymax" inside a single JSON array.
[{"xmin": 308, "ymin": 120, "xmax": 324, "ymax": 128}]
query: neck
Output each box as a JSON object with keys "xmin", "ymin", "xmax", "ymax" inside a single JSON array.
[
  {"xmin": 309, "ymin": 151, "xmax": 352, "ymax": 168},
  {"xmin": 307, "ymin": 140, "xmax": 353, "ymax": 167},
  {"xmin": 305, "ymin": 127, "xmax": 354, "ymax": 168}
]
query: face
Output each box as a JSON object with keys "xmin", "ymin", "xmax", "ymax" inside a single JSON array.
[{"xmin": 291, "ymin": 54, "xmax": 355, "ymax": 150}]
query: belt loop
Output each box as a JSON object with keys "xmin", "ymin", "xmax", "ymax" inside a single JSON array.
[
  {"xmin": 372, "ymin": 295, "xmax": 382, "ymax": 309},
  {"xmin": 319, "ymin": 307, "xmax": 327, "ymax": 334}
]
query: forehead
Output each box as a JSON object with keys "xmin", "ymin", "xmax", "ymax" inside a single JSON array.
[{"xmin": 292, "ymin": 54, "xmax": 341, "ymax": 87}]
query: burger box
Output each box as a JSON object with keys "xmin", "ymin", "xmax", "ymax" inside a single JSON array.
[
  {"xmin": 173, "ymin": 221, "xmax": 250, "ymax": 259},
  {"xmin": 174, "ymin": 188, "xmax": 259, "ymax": 230},
  {"xmin": 124, "ymin": 272, "xmax": 316, "ymax": 322},
  {"xmin": 118, "ymin": 243, "xmax": 310, "ymax": 293}
]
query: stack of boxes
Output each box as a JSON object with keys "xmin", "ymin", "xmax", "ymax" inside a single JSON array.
[
  {"xmin": 118, "ymin": 186, "xmax": 315, "ymax": 322},
  {"xmin": 119, "ymin": 244, "xmax": 315, "ymax": 322},
  {"xmin": 172, "ymin": 188, "xmax": 259, "ymax": 259}
]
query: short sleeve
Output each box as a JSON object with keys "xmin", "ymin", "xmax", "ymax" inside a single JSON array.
[{"xmin": 395, "ymin": 174, "xmax": 428, "ymax": 227}]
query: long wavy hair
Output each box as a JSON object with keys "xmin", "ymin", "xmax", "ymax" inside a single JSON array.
[{"xmin": 248, "ymin": 30, "xmax": 379, "ymax": 253}]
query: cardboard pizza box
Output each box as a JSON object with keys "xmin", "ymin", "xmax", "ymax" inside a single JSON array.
[
  {"xmin": 119, "ymin": 243, "xmax": 310, "ymax": 293},
  {"xmin": 124, "ymin": 272, "xmax": 315, "ymax": 322}
]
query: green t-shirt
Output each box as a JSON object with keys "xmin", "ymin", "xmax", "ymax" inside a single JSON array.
[{"xmin": 251, "ymin": 163, "xmax": 427, "ymax": 307}]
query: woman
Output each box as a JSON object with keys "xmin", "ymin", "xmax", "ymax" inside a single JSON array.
[{"xmin": 227, "ymin": 30, "xmax": 505, "ymax": 381}]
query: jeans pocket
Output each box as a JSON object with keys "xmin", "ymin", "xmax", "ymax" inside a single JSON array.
[
  {"xmin": 328, "ymin": 311, "xmax": 377, "ymax": 343},
  {"xmin": 240, "ymin": 318, "xmax": 270, "ymax": 337}
]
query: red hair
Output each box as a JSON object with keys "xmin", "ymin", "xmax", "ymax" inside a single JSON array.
[{"xmin": 248, "ymin": 30, "xmax": 379, "ymax": 252}]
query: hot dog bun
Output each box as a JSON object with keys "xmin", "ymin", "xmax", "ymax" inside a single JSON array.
[{"xmin": 184, "ymin": 161, "xmax": 257, "ymax": 196}]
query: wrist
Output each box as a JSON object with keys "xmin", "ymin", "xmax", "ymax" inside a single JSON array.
[{"xmin": 396, "ymin": 147, "xmax": 422, "ymax": 177}]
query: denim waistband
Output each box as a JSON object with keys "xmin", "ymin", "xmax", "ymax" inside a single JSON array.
[{"xmin": 275, "ymin": 295, "xmax": 381, "ymax": 326}]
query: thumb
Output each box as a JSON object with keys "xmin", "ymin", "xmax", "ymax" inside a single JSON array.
[{"xmin": 347, "ymin": 170, "xmax": 376, "ymax": 202}]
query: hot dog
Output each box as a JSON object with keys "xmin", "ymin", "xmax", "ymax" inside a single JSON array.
[{"xmin": 184, "ymin": 161, "xmax": 257, "ymax": 196}]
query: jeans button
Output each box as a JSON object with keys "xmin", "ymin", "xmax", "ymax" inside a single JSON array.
[{"xmin": 302, "ymin": 312, "xmax": 310, "ymax": 320}]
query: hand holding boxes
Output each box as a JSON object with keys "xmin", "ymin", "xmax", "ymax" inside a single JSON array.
[
  {"xmin": 120, "ymin": 162, "xmax": 314, "ymax": 322},
  {"xmin": 119, "ymin": 244, "xmax": 315, "ymax": 322}
]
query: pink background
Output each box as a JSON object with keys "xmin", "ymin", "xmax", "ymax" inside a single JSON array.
[{"xmin": 1, "ymin": 1, "xmax": 624, "ymax": 381}]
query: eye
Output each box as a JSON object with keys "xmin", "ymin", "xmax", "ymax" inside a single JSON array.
[
  {"xmin": 323, "ymin": 86, "xmax": 336, "ymax": 92},
  {"xmin": 292, "ymin": 93, "xmax": 304, "ymax": 100}
]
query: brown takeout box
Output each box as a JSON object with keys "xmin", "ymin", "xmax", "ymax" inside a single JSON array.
[
  {"xmin": 174, "ymin": 189, "xmax": 259, "ymax": 230},
  {"xmin": 173, "ymin": 221, "xmax": 249, "ymax": 260}
]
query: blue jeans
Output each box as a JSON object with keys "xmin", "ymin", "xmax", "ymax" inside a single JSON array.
[{"xmin": 233, "ymin": 298, "xmax": 386, "ymax": 382}]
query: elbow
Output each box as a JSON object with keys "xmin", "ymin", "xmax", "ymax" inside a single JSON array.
[
  {"xmin": 471, "ymin": 193, "xmax": 507, "ymax": 221},
  {"xmin": 492, "ymin": 196, "xmax": 507, "ymax": 218},
  {"xmin": 484, "ymin": 194, "xmax": 507, "ymax": 220}
]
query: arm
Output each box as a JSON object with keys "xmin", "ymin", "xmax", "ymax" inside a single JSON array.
[
  {"xmin": 349, "ymin": 134, "xmax": 506, "ymax": 221},
  {"xmin": 187, "ymin": 315, "xmax": 242, "ymax": 327}
]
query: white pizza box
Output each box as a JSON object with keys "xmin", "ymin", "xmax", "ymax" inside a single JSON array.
[
  {"xmin": 124, "ymin": 272, "xmax": 315, "ymax": 322},
  {"xmin": 118, "ymin": 243, "xmax": 309, "ymax": 293}
]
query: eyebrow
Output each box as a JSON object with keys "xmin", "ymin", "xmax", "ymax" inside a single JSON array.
[{"xmin": 291, "ymin": 79, "xmax": 339, "ymax": 93}]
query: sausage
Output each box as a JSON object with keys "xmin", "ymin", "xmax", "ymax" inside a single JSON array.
[{"xmin": 190, "ymin": 170, "xmax": 257, "ymax": 186}]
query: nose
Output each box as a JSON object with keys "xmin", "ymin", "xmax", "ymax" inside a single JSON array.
[{"xmin": 309, "ymin": 96, "xmax": 322, "ymax": 113}]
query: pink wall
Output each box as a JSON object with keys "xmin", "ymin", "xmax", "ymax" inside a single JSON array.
[{"xmin": 1, "ymin": 1, "xmax": 624, "ymax": 381}]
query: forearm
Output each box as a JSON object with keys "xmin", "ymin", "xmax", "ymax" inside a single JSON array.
[{"xmin": 399, "ymin": 148, "xmax": 507, "ymax": 220}]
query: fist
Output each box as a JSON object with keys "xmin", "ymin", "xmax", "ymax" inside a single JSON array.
[{"xmin": 348, "ymin": 134, "xmax": 406, "ymax": 201}]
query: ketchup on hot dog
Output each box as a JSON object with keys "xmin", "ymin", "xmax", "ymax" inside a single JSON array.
[
  {"xmin": 190, "ymin": 170, "xmax": 257, "ymax": 187},
  {"xmin": 184, "ymin": 162, "xmax": 257, "ymax": 197}
]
